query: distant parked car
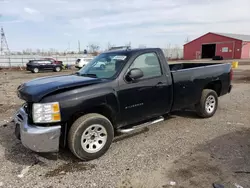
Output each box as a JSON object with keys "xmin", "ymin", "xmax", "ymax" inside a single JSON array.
[
  {"xmin": 26, "ymin": 59, "xmax": 63, "ymax": 73},
  {"xmin": 92, "ymin": 60, "xmax": 107, "ymax": 70},
  {"xmin": 75, "ymin": 57, "xmax": 107, "ymax": 70},
  {"xmin": 75, "ymin": 57, "xmax": 94, "ymax": 69}
]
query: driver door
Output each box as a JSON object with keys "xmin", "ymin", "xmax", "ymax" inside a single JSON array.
[
  {"xmin": 42, "ymin": 60, "xmax": 53, "ymax": 70},
  {"xmin": 117, "ymin": 52, "xmax": 171, "ymax": 126}
]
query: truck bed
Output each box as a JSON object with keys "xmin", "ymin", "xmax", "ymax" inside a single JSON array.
[
  {"xmin": 169, "ymin": 63, "xmax": 222, "ymax": 71},
  {"xmin": 169, "ymin": 63, "xmax": 232, "ymax": 111}
]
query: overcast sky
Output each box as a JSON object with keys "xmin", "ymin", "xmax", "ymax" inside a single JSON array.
[{"xmin": 0, "ymin": 0, "xmax": 250, "ymax": 51}]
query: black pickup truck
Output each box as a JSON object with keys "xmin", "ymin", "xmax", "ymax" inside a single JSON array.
[{"xmin": 14, "ymin": 48, "xmax": 233, "ymax": 161}]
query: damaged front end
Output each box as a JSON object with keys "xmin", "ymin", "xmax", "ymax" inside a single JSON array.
[{"xmin": 14, "ymin": 105, "xmax": 61, "ymax": 153}]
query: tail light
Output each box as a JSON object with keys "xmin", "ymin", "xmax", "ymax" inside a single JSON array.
[{"xmin": 230, "ymin": 69, "xmax": 233, "ymax": 81}]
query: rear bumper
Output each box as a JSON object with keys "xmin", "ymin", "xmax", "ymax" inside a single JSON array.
[
  {"xmin": 14, "ymin": 107, "xmax": 61, "ymax": 153},
  {"xmin": 228, "ymin": 85, "xmax": 232, "ymax": 93}
]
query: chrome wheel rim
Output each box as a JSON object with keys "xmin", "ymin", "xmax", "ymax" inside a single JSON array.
[
  {"xmin": 81, "ymin": 124, "xmax": 107, "ymax": 153},
  {"xmin": 34, "ymin": 68, "xmax": 38, "ymax": 73},
  {"xmin": 205, "ymin": 95, "xmax": 216, "ymax": 113},
  {"xmin": 56, "ymin": 67, "xmax": 60, "ymax": 71}
]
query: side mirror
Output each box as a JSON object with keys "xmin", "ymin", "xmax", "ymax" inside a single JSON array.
[{"xmin": 126, "ymin": 68, "xmax": 144, "ymax": 81}]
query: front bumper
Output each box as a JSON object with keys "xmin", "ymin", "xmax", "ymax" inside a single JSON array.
[
  {"xmin": 26, "ymin": 67, "xmax": 32, "ymax": 71},
  {"xmin": 14, "ymin": 107, "xmax": 61, "ymax": 153}
]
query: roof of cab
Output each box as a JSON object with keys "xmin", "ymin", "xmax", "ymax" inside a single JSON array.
[{"xmin": 103, "ymin": 48, "xmax": 162, "ymax": 55}]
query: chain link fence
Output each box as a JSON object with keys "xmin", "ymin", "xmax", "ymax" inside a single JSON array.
[
  {"xmin": 0, "ymin": 48, "xmax": 184, "ymax": 68},
  {"xmin": 0, "ymin": 54, "xmax": 91, "ymax": 68}
]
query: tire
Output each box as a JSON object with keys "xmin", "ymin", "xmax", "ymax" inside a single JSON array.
[
  {"xmin": 100, "ymin": 64, "xmax": 105, "ymax": 70},
  {"xmin": 68, "ymin": 113, "xmax": 114, "ymax": 161},
  {"xmin": 32, "ymin": 67, "xmax": 39, "ymax": 73},
  {"xmin": 54, "ymin": 67, "xmax": 61, "ymax": 72},
  {"xmin": 195, "ymin": 89, "xmax": 218, "ymax": 118}
]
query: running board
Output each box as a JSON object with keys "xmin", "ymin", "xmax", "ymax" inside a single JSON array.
[{"xmin": 117, "ymin": 116, "xmax": 164, "ymax": 134}]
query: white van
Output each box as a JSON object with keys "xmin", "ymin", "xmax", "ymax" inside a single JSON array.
[
  {"xmin": 75, "ymin": 57, "xmax": 107, "ymax": 70},
  {"xmin": 75, "ymin": 57, "xmax": 94, "ymax": 69}
]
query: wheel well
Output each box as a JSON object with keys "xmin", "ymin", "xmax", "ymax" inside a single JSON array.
[
  {"xmin": 62, "ymin": 105, "xmax": 115, "ymax": 148},
  {"xmin": 69, "ymin": 105, "xmax": 115, "ymax": 127},
  {"xmin": 204, "ymin": 81, "xmax": 222, "ymax": 96}
]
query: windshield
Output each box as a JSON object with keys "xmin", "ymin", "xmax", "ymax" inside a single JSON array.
[{"xmin": 77, "ymin": 53, "xmax": 128, "ymax": 79}]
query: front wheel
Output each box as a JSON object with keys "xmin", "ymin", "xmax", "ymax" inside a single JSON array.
[
  {"xmin": 68, "ymin": 113, "xmax": 114, "ymax": 161},
  {"xmin": 32, "ymin": 67, "xmax": 39, "ymax": 73},
  {"xmin": 195, "ymin": 89, "xmax": 218, "ymax": 118},
  {"xmin": 54, "ymin": 67, "xmax": 61, "ymax": 72}
]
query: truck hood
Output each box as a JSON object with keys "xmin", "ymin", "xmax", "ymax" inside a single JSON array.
[{"xmin": 17, "ymin": 74, "xmax": 105, "ymax": 102}]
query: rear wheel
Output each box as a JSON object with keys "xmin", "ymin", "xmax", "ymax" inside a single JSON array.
[
  {"xmin": 32, "ymin": 67, "xmax": 39, "ymax": 73},
  {"xmin": 195, "ymin": 89, "xmax": 218, "ymax": 118},
  {"xmin": 68, "ymin": 113, "xmax": 114, "ymax": 161},
  {"xmin": 55, "ymin": 67, "xmax": 61, "ymax": 72}
]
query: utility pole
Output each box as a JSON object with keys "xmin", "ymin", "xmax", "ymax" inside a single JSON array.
[
  {"xmin": 78, "ymin": 40, "xmax": 81, "ymax": 53},
  {"xmin": 0, "ymin": 26, "xmax": 10, "ymax": 55}
]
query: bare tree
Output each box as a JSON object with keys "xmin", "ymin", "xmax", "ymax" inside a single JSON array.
[
  {"xmin": 107, "ymin": 42, "xmax": 115, "ymax": 50},
  {"xmin": 125, "ymin": 41, "xmax": 131, "ymax": 47},
  {"xmin": 88, "ymin": 43, "xmax": 100, "ymax": 53},
  {"xmin": 166, "ymin": 43, "xmax": 171, "ymax": 49},
  {"xmin": 173, "ymin": 44, "xmax": 181, "ymax": 59},
  {"xmin": 163, "ymin": 43, "xmax": 172, "ymax": 59},
  {"xmin": 36, "ymin": 49, "xmax": 41, "ymax": 55}
]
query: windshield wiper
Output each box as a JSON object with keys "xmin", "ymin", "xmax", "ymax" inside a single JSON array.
[{"xmin": 80, "ymin": 73, "xmax": 98, "ymax": 78}]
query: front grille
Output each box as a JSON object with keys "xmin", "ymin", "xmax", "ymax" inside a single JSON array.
[
  {"xmin": 17, "ymin": 114, "xmax": 23, "ymax": 121},
  {"xmin": 15, "ymin": 112, "xmax": 24, "ymax": 125},
  {"xmin": 26, "ymin": 103, "xmax": 33, "ymax": 123},
  {"xmin": 20, "ymin": 102, "xmax": 33, "ymax": 123},
  {"xmin": 24, "ymin": 102, "xmax": 33, "ymax": 113},
  {"xmin": 22, "ymin": 103, "xmax": 28, "ymax": 113}
]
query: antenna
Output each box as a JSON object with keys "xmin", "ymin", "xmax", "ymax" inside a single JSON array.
[{"xmin": 1, "ymin": 26, "xmax": 10, "ymax": 55}]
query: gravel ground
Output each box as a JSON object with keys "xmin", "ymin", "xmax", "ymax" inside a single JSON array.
[{"xmin": 0, "ymin": 66, "xmax": 250, "ymax": 188}]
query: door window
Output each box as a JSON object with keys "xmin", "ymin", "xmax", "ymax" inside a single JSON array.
[
  {"xmin": 38, "ymin": 60, "xmax": 51, "ymax": 64},
  {"xmin": 129, "ymin": 52, "xmax": 162, "ymax": 79}
]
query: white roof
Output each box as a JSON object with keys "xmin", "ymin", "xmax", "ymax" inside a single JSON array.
[{"xmin": 212, "ymin": 32, "xmax": 250, "ymax": 41}]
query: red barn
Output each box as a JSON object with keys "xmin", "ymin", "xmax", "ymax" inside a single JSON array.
[{"xmin": 184, "ymin": 32, "xmax": 250, "ymax": 60}]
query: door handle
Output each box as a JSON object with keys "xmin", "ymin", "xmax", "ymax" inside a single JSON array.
[{"xmin": 156, "ymin": 82, "xmax": 167, "ymax": 87}]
